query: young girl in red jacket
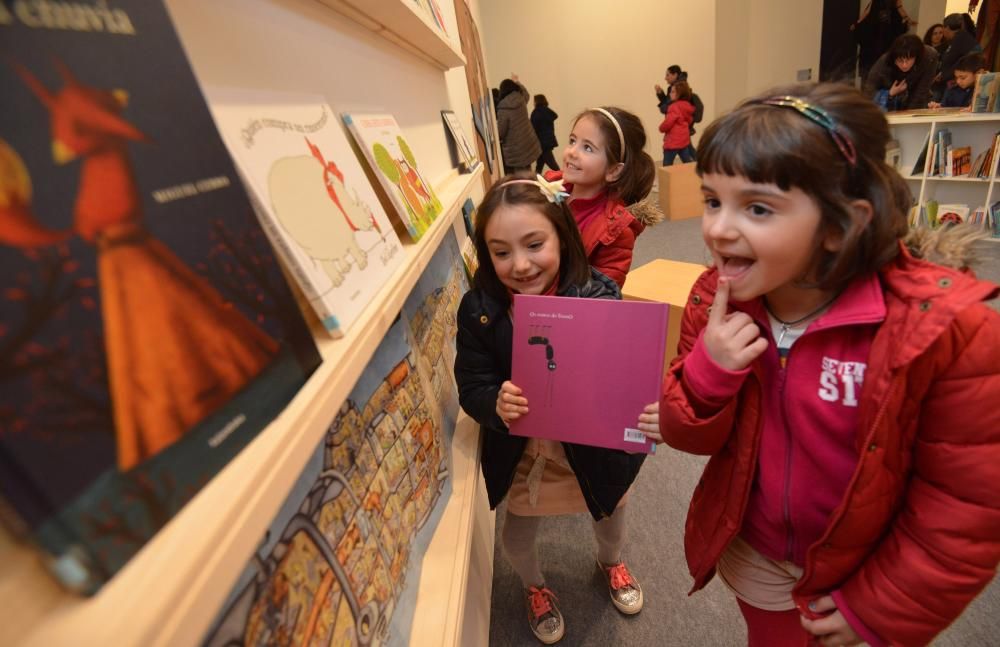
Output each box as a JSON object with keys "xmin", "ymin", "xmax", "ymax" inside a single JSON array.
[
  {"xmin": 649, "ymin": 83, "xmax": 1000, "ymax": 646},
  {"xmin": 544, "ymin": 106, "xmax": 660, "ymax": 288},
  {"xmin": 659, "ymin": 80, "xmax": 696, "ymax": 166}
]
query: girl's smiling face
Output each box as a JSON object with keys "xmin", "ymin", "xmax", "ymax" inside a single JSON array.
[
  {"xmin": 484, "ymin": 203, "xmax": 561, "ymax": 295},
  {"xmin": 562, "ymin": 115, "xmax": 621, "ymax": 199},
  {"xmin": 700, "ymin": 173, "xmax": 840, "ymax": 318}
]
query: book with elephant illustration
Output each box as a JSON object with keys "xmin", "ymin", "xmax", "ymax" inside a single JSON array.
[
  {"xmin": 208, "ymin": 90, "xmax": 404, "ymax": 337},
  {"xmin": 343, "ymin": 113, "xmax": 444, "ymax": 242},
  {"xmin": 0, "ymin": 1, "xmax": 321, "ymax": 594}
]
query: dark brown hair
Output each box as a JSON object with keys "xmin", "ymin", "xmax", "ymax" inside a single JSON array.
[
  {"xmin": 472, "ymin": 172, "xmax": 590, "ymax": 308},
  {"xmin": 572, "ymin": 107, "xmax": 655, "ymax": 205},
  {"xmin": 889, "ymin": 34, "xmax": 924, "ymax": 62},
  {"xmin": 923, "ymin": 23, "xmax": 943, "ymax": 46},
  {"xmin": 955, "ymin": 52, "xmax": 987, "ymax": 74},
  {"xmin": 696, "ymin": 82, "xmax": 909, "ymax": 293},
  {"xmin": 672, "ymin": 80, "xmax": 693, "ymax": 102},
  {"xmin": 534, "ymin": 94, "xmax": 548, "ymax": 108}
]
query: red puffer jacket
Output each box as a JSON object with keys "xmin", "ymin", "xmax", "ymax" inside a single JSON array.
[
  {"xmin": 659, "ymin": 242, "xmax": 1000, "ymax": 646},
  {"xmin": 659, "ymin": 99, "xmax": 694, "ymax": 150}
]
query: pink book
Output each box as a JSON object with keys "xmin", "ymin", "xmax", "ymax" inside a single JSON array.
[{"xmin": 509, "ymin": 294, "xmax": 669, "ymax": 454}]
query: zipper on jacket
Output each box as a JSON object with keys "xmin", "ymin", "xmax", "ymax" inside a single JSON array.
[
  {"xmin": 565, "ymin": 444, "xmax": 612, "ymax": 518},
  {"xmin": 778, "ymin": 350, "xmax": 795, "ymax": 562}
]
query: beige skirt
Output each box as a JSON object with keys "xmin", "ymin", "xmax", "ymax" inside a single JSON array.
[{"xmin": 506, "ymin": 438, "xmax": 630, "ymax": 516}]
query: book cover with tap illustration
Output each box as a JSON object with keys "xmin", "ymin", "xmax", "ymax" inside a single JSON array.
[
  {"xmin": 509, "ymin": 294, "xmax": 667, "ymax": 454},
  {"xmin": 0, "ymin": 0, "xmax": 321, "ymax": 594}
]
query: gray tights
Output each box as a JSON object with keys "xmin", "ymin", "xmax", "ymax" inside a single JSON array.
[{"xmin": 500, "ymin": 506, "xmax": 627, "ymax": 588}]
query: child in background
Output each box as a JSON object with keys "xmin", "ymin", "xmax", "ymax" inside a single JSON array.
[
  {"xmin": 545, "ymin": 106, "xmax": 660, "ymax": 288},
  {"xmin": 650, "ymin": 83, "xmax": 1000, "ymax": 646},
  {"xmin": 659, "ymin": 80, "xmax": 696, "ymax": 166},
  {"xmin": 929, "ymin": 52, "xmax": 988, "ymax": 109},
  {"xmin": 455, "ymin": 174, "xmax": 658, "ymax": 644},
  {"xmin": 531, "ymin": 94, "xmax": 560, "ymax": 174}
]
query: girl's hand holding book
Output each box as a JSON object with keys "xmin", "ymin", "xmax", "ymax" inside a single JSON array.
[
  {"xmin": 637, "ymin": 401, "xmax": 661, "ymax": 443},
  {"xmin": 703, "ymin": 277, "xmax": 768, "ymax": 371},
  {"xmin": 496, "ymin": 380, "xmax": 529, "ymax": 427}
]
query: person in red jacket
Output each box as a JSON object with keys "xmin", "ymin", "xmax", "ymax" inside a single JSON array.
[
  {"xmin": 647, "ymin": 83, "xmax": 1000, "ymax": 646},
  {"xmin": 544, "ymin": 106, "xmax": 661, "ymax": 288},
  {"xmin": 659, "ymin": 80, "xmax": 696, "ymax": 166}
]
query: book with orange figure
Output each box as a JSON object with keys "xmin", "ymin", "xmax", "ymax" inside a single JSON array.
[{"xmin": 0, "ymin": 1, "xmax": 320, "ymax": 593}]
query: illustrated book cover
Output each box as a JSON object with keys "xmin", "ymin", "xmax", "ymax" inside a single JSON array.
[
  {"xmin": 509, "ymin": 295, "xmax": 667, "ymax": 454},
  {"xmin": 203, "ymin": 314, "xmax": 453, "ymax": 647},
  {"xmin": 441, "ymin": 110, "xmax": 479, "ymax": 172},
  {"xmin": 208, "ymin": 89, "xmax": 404, "ymax": 336},
  {"xmin": 343, "ymin": 113, "xmax": 443, "ymax": 242},
  {"xmin": 0, "ymin": 0, "xmax": 321, "ymax": 594}
]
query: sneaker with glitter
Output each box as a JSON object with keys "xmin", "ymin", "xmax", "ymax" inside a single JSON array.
[
  {"xmin": 597, "ymin": 560, "xmax": 644, "ymax": 615},
  {"xmin": 524, "ymin": 585, "xmax": 565, "ymax": 644}
]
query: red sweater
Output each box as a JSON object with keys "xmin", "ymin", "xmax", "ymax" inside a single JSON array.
[{"xmin": 659, "ymin": 246, "xmax": 1000, "ymax": 646}]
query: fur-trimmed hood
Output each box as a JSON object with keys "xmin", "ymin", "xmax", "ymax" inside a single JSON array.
[
  {"xmin": 903, "ymin": 224, "xmax": 986, "ymax": 271},
  {"xmin": 624, "ymin": 198, "xmax": 664, "ymax": 227}
]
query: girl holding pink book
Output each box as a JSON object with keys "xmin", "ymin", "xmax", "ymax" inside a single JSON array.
[{"xmin": 454, "ymin": 173, "xmax": 659, "ymax": 644}]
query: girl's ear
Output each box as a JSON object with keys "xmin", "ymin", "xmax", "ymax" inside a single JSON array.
[
  {"xmin": 605, "ymin": 162, "xmax": 625, "ymax": 183},
  {"xmin": 825, "ymin": 199, "xmax": 873, "ymax": 252}
]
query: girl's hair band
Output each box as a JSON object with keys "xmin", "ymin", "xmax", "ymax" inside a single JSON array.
[
  {"xmin": 499, "ymin": 174, "xmax": 570, "ymax": 204},
  {"xmin": 755, "ymin": 96, "xmax": 857, "ymax": 166},
  {"xmin": 593, "ymin": 107, "xmax": 627, "ymax": 162}
]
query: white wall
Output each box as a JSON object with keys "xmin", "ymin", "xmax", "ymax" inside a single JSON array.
[
  {"xmin": 743, "ymin": 0, "xmax": 823, "ymax": 98},
  {"xmin": 478, "ymin": 0, "xmax": 716, "ymax": 166},
  {"xmin": 478, "ymin": 0, "xmax": 826, "ymax": 162},
  {"xmin": 917, "ymin": 0, "xmax": 948, "ymax": 37}
]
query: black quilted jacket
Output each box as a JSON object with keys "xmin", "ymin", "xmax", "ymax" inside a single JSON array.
[{"xmin": 454, "ymin": 269, "xmax": 646, "ymax": 520}]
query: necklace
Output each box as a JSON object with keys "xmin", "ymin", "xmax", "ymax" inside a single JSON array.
[{"xmin": 764, "ymin": 293, "xmax": 839, "ymax": 347}]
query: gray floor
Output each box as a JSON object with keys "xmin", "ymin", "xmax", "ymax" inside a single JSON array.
[{"xmin": 487, "ymin": 213, "xmax": 1000, "ymax": 645}]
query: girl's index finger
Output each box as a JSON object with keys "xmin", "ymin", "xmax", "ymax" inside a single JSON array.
[{"xmin": 709, "ymin": 277, "xmax": 729, "ymax": 326}]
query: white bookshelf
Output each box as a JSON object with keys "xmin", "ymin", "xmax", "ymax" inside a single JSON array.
[
  {"xmin": 0, "ymin": 0, "xmax": 494, "ymax": 645},
  {"xmin": 316, "ymin": 0, "xmax": 466, "ymax": 70},
  {"xmin": 889, "ymin": 112, "xmax": 1000, "ymax": 243}
]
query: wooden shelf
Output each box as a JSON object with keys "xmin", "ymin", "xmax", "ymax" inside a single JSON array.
[
  {"xmin": 316, "ymin": 0, "xmax": 466, "ymax": 70},
  {"xmin": 924, "ymin": 175, "xmax": 992, "ymax": 183},
  {"xmin": 889, "ymin": 113, "xmax": 1000, "ymax": 238},
  {"xmin": 1, "ymin": 165, "xmax": 484, "ymax": 647}
]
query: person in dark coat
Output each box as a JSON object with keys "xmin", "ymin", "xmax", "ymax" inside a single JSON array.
[
  {"xmin": 496, "ymin": 75, "xmax": 542, "ymax": 175},
  {"xmin": 864, "ymin": 33, "xmax": 939, "ymax": 111},
  {"xmin": 938, "ymin": 13, "xmax": 983, "ymax": 85},
  {"xmin": 851, "ymin": 0, "xmax": 911, "ymax": 82},
  {"xmin": 530, "ymin": 94, "xmax": 559, "ymax": 174}
]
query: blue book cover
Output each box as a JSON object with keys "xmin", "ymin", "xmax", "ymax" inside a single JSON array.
[{"xmin": 0, "ymin": 0, "xmax": 321, "ymax": 593}]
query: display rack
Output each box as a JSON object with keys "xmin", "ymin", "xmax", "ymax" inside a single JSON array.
[
  {"xmin": 0, "ymin": 0, "xmax": 495, "ymax": 645},
  {"xmin": 317, "ymin": 0, "xmax": 466, "ymax": 70},
  {"xmin": 2, "ymin": 167, "xmax": 486, "ymax": 647},
  {"xmin": 888, "ymin": 112, "xmax": 1000, "ymax": 242}
]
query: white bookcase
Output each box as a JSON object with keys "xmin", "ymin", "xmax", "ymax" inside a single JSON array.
[
  {"xmin": 888, "ymin": 112, "xmax": 1000, "ymax": 242},
  {"xmin": 0, "ymin": 1, "xmax": 497, "ymax": 646}
]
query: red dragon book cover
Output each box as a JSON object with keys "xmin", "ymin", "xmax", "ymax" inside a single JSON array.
[{"xmin": 0, "ymin": 0, "xmax": 321, "ymax": 593}]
